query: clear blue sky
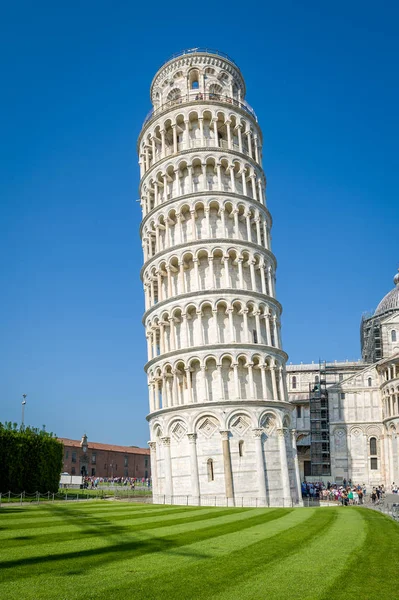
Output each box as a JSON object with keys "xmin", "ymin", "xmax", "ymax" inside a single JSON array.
[{"xmin": 1, "ymin": 2, "xmax": 398, "ymax": 447}]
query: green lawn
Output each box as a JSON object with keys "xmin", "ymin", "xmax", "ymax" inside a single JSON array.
[{"xmin": 0, "ymin": 502, "xmax": 398, "ymax": 600}]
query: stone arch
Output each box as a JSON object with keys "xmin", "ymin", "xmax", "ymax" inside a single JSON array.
[
  {"xmin": 194, "ymin": 413, "xmax": 220, "ymax": 438},
  {"xmin": 283, "ymin": 414, "xmax": 291, "ymax": 429},
  {"xmin": 236, "ymin": 353, "xmax": 249, "ymax": 400},
  {"xmin": 259, "ymin": 411, "xmax": 279, "ymax": 442},
  {"xmin": 168, "ymin": 416, "xmax": 188, "ymax": 442},
  {"xmin": 203, "ymin": 354, "xmax": 219, "ymax": 402},
  {"xmin": 227, "ymin": 409, "xmax": 256, "ymax": 431},
  {"xmin": 215, "ymin": 299, "xmax": 229, "ymax": 344},
  {"xmin": 152, "ymin": 422, "xmax": 164, "ymax": 440},
  {"xmin": 220, "ymin": 352, "xmax": 234, "ymax": 400}
]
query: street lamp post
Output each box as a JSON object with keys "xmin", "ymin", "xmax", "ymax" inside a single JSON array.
[{"xmin": 21, "ymin": 394, "xmax": 27, "ymax": 428}]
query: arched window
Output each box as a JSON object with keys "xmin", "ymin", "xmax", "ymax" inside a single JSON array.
[
  {"xmin": 370, "ymin": 437, "xmax": 378, "ymax": 470},
  {"xmin": 368, "ymin": 377, "xmax": 372, "ymax": 387},
  {"xmin": 238, "ymin": 440, "xmax": 244, "ymax": 457},
  {"xmin": 166, "ymin": 88, "xmax": 182, "ymax": 102},
  {"xmin": 208, "ymin": 83, "xmax": 223, "ymax": 97},
  {"xmin": 189, "ymin": 70, "xmax": 199, "ymax": 90},
  {"xmin": 315, "ymin": 375, "xmax": 319, "ymax": 384},
  {"xmin": 392, "ymin": 330, "xmax": 397, "ymax": 342},
  {"xmin": 207, "ymin": 458, "xmax": 214, "ymax": 481},
  {"xmin": 292, "ymin": 376, "xmax": 297, "ymax": 389}
]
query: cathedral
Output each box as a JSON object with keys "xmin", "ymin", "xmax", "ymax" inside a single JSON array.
[
  {"xmin": 288, "ymin": 269, "xmax": 399, "ymax": 487},
  {"xmin": 137, "ymin": 48, "xmax": 398, "ymax": 506}
]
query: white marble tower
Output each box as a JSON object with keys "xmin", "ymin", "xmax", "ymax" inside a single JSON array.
[{"xmin": 138, "ymin": 48, "xmax": 300, "ymax": 506}]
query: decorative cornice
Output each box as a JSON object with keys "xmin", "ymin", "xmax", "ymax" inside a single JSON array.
[
  {"xmin": 138, "ymin": 98, "xmax": 261, "ymax": 151},
  {"xmin": 142, "ymin": 288, "xmax": 283, "ymax": 323},
  {"xmin": 140, "ymin": 190, "xmax": 272, "ymax": 233},
  {"xmin": 139, "ymin": 145, "xmax": 262, "ymax": 189},
  {"xmin": 144, "ymin": 342, "xmax": 288, "ymax": 372},
  {"xmin": 146, "ymin": 399, "xmax": 291, "ymax": 421},
  {"xmin": 141, "ymin": 238, "xmax": 277, "ymax": 279}
]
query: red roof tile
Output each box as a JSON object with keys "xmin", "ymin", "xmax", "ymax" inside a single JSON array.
[{"xmin": 58, "ymin": 438, "xmax": 150, "ymax": 455}]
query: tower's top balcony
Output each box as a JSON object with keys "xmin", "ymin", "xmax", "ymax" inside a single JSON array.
[{"xmin": 149, "ymin": 48, "xmax": 247, "ymax": 109}]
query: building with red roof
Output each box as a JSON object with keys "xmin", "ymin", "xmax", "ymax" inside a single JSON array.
[{"xmin": 60, "ymin": 434, "xmax": 150, "ymax": 479}]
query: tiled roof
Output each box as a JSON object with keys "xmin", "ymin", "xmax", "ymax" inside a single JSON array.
[
  {"xmin": 59, "ymin": 438, "xmax": 150, "ymax": 455},
  {"xmin": 375, "ymin": 286, "xmax": 399, "ymax": 316}
]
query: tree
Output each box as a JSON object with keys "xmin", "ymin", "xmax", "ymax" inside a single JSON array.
[{"xmin": 0, "ymin": 422, "xmax": 63, "ymax": 493}]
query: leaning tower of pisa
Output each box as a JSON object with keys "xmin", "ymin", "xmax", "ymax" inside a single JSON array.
[{"xmin": 138, "ymin": 48, "xmax": 301, "ymax": 506}]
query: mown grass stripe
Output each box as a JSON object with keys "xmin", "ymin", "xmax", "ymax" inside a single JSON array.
[
  {"xmin": 0, "ymin": 505, "xmax": 238, "ymax": 536},
  {"xmin": 214, "ymin": 507, "xmax": 367, "ymax": 600},
  {"xmin": 0, "ymin": 508, "xmax": 314, "ymax": 600},
  {"xmin": 72, "ymin": 505, "xmax": 316, "ymax": 586},
  {"xmin": 89, "ymin": 508, "xmax": 336, "ymax": 600},
  {"xmin": 321, "ymin": 508, "xmax": 399, "ymax": 597},
  {"xmin": 0, "ymin": 507, "xmax": 250, "ymax": 547},
  {"xmin": 0, "ymin": 503, "xmax": 195, "ymax": 528},
  {"xmin": 1, "ymin": 504, "xmax": 398, "ymax": 600},
  {"xmin": 0, "ymin": 501, "xmax": 186, "ymax": 518},
  {"xmin": 0, "ymin": 508, "xmax": 286, "ymax": 582}
]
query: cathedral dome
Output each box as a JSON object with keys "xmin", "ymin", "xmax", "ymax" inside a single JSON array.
[{"xmin": 375, "ymin": 269, "xmax": 399, "ymax": 315}]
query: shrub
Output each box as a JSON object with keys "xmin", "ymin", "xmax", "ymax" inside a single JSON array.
[{"xmin": 0, "ymin": 422, "xmax": 63, "ymax": 493}]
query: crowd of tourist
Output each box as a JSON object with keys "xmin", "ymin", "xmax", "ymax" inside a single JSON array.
[
  {"xmin": 83, "ymin": 476, "xmax": 151, "ymax": 489},
  {"xmin": 301, "ymin": 480, "xmax": 393, "ymax": 505}
]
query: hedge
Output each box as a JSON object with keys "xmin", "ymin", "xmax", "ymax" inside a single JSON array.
[{"xmin": 0, "ymin": 422, "xmax": 63, "ymax": 493}]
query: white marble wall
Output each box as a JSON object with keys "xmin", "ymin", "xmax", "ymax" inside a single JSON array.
[
  {"xmin": 149, "ymin": 404, "xmax": 298, "ymax": 505},
  {"xmin": 141, "ymin": 52, "xmax": 297, "ymax": 507}
]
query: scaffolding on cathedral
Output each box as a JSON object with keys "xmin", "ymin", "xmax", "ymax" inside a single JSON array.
[{"xmin": 309, "ymin": 361, "xmax": 332, "ymax": 477}]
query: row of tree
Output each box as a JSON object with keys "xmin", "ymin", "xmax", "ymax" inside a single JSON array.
[{"xmin": 0, "ymin": 422, "xmax": 63, "ymax": 493}]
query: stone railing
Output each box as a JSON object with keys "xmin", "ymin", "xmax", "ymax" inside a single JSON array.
[{"xmin": 159, "ymin": 48, "xmax": 239, "ymax": 68}]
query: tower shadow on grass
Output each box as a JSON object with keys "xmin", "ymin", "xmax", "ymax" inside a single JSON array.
[{"xmin": 0, "ymin": 509, "xmax": 289, "ymax": 583}]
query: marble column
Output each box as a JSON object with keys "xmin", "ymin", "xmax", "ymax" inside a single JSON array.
[
  {"xmin": 291, "ymin": 429, "xmax": 302, "ymax": 503},
  {"xmin": 346, "ymin": 430, "xmax": 352, "ymax": 481},
  {"xmin": 253, "ymin": 428, "xmax": 267, "ymax": 504},
  {"xmin": 161, "ymin": 436, "xmax": 173, "ymax": 500},
  {"xmin": 277, "ymin": 428, "xmax": 291, "ymax": 506},
  {"xmin": 187, "ymin": 433, "xmax": 200, "ymax": 504},
  {"xmin": 148, "ymin": 441, "xmax": 158, "ymax": 495},
  {"xmin": 271, "ymin": 366, "xmax": 278, "ymax": 400},
  {"xmin": 387, "ymin": 433, "xmax": 394, "ymax": 485},
  {"xmin": 220, "ymin": 430, "xmax": 234, "ymax": 502},
  {"xmin": 185, "ymin": 368, "xmax": 193, "ymax": 404}
]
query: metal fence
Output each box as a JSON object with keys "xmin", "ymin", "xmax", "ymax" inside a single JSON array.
[
  {"xmin": 365, "ymin": 500, "xmax": 399, "ymax": 521},
  {"xmin": 151, "ymin": 494, "xmax": 305, "ymax": 508},
  {"xmin": 0, "ymin": 489, "xmax": 153, "ymax": 506}
]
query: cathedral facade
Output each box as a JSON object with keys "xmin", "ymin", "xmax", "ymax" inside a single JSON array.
[{"xmin": 287, "ymin": 270, "xmax": 399, "ymax": 487}]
